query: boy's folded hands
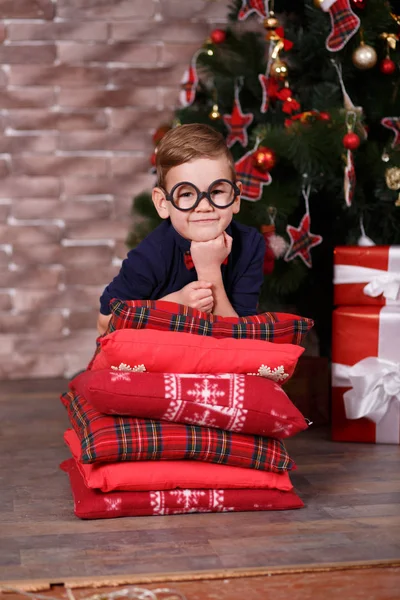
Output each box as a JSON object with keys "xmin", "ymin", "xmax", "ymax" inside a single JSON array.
[{"xmin": 176, "ymin": 280, "xmax": 214, "ymax": 313}]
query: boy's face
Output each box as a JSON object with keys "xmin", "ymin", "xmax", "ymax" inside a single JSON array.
[{"xmin": 152, "ymin": 156, "xmax": 241, "ymax": 242}]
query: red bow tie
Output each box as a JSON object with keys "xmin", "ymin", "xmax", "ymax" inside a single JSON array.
[{"xmin": 184, "ymin": 251, "xmax": 228, "ymax": 270}]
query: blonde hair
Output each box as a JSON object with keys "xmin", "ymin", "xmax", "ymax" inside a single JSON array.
[{"xmin": 156, "ymin": 123, "xmax": 236, "ymax": 188}]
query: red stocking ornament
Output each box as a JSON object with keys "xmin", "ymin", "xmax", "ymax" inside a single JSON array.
[
  {"xmin": 261, "ymin": 225, "xmax": 276, "ymax": 275},
  {"xmin": 381, "ymin": 117, "xmax": 400, "ymax": 149},
  {"xmin": 319, "ymin": 0, "xmax": 360, "ymax": 52},
  {"xmin": 223, "ymin": 85, "xmax": 254, "ymax": 148},
  {"xmin": 179, "ymin": 50, "xmax": 201, "ymax": 107},
  {"xmin": 261, "ymin": 208, "xmax": 288, "ymax": 275},
  {"xmin": 344, "ymin": 149, "xmax": 356, "ymax": 207},
  {"xmin": 238, "ymin": 0, "xmax": 269, "ymax": 21}
]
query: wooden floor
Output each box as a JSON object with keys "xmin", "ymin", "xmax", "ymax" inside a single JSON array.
[{"xmin": 0, "ymin": 378, "xmax": 399, "ymax": 588}]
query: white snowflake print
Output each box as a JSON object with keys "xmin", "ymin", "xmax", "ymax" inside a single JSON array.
[
  {"xmin": 110, "ymin": 371, "xmax": 131, "ymax": 382},
  {"xmin": 270, "ymin": 409, "xmax": 293, "ymax": 436},
  {"xmin": 186, "ymin": 378, "xmax": 225, "ymax": 405},
  {"xmin": 247, "ymin": 364, "xmax": 289, "ymax": 382},
  {"xmin": 104, "ymin": 497, "xmax": 121, "ymax": 511},
  {"xmin": 186, "ymin": 409, "xmax": 217, "ymax": 428},
  {"xmin": 169, "ymin": 489, "xmax": 206, "ymax": 510}
]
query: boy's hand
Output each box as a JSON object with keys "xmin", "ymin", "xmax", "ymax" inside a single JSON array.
[
  {"xmin": 177, "ymin": 281, "xmax": 214, "ymax": 313},
  {"xmin": 191, "ymin": 232, "xmax": 232, "ymax": 274}
]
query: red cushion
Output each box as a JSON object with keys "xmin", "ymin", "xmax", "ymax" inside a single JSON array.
[
  {"xmin": 72, "ymin": 369, "xmax": 308, "ymax": 438},
  {"xmin": 90, "ymin": 328, "xmax": 304, "ymax": 381},
  {"xmin": 108, "ymin": 299, "xmax": 313, "ymax": 345},
  {"xmin": 61, "ymin": 389, "xmax": 295, "ymax": 472},
  {"xmin": 60, "ymin": 458, "xmax": 304, "ymax": 519},
  {"xmin": 64, "ymin": 429, "xmax": 294, "ymax": 492}
]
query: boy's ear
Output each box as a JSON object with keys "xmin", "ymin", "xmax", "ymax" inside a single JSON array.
[
  {"xmin": 232, "ymin": 181, "xmax": 242, "ymax": 214},
  {"xmin": 152, "ymin": 187, "xmax": 170, "ymax": 219}
]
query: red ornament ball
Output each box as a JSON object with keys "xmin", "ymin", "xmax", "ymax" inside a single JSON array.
[
  {"xmin": 210, "ymin": 29, "xmax": 226, "ymax": 44},
  {"xmin": 350, "ymin": 0, "xmax": 366, "ymax": 9},
  {"xmin": 319, "ymin": 111, "xmax": 331, "ymax": 121},
  {"xmin": 253, "ymin": 147, "xmax": 277, "ymax": 172},
  {"xmin": 150, "ymin": 152, "xmax": 157, "ymax": 167},
  {"xmin": 152, "ymin": 125, "xmax": 171, "ymax": 146},
  {"xmin": 343, "ymin": 132, "xmax": 361, "ymax": 150},
  {"xmin": 380, "ymin": 58, "xmax": 396, "ymax": 75}
]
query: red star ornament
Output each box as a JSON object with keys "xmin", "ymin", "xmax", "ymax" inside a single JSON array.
[
  {"xmin": 238, "ymin": 0, "xmax": 269, "ymax": 21},
  {"xmin": 235, "ymin": 149, "xmax": 272, "ymax": 201},
  {"xmin": 259, "ymin": 74, "xmax": 280, "ymax": 113},
  {"xmin": 223, "ymin": 96, "xmax": 254, "ymax": 148},
  {"xmin": 381, "ymin": 117, "xmax": 400, "ymax": 149},
  {"xmin": 284, "ymin": 213, "xmax": 322, "ymax": 268}
]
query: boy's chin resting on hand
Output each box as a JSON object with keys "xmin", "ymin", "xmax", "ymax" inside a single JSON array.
[{"xmin": 190, "ymin": 232, "xmax": 232, "ymax": 281}]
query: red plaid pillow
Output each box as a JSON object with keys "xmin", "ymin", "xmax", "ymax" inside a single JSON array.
[
  {"xmin": 90, "ymin": 328, "xmax": 304, "ymax": 380},
  {"xmin": 61, "ymin": 390, "xmax": 295, "ymax": 473},
  {"xmin": 108, "ymin": 299, "xmax": 313, "ymax": 345},
  {"xmin": 72, "ymin": 369, "xmax": 308, "ymax": 438},
  {"xmin": 64, "ymin": 429, "xmax": 294, "ymax": 492},
  {"xmin": 61, "ymin": 458, "xmax": 304, "ymax": 519}
]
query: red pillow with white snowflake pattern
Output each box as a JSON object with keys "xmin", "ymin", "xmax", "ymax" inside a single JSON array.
[
  {"xmin": 71, "ymin": 368, "xmax": 308, "ymax": 438},
  {"xmin": 90, "ymin": 328, "xmax": 304, "ymax": 382},
  {"xmin": 61, "ymin": 458, "xmax": 304, "ymax": 520}
]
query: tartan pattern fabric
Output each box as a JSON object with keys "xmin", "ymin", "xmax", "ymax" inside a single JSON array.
[
  {"xmin": 64, "ymin": 429, "xmax": 294, "ymax": 493},
  {"xmin": 223, "ymin": 96, "xmax": 254, "ymax": 148},
  {"xmin": 61, "ymin": 390, "xmax": 295, "ymax": 472},
  {"xmin": 284, "ymin": 213, "xmax": 323, "ymax": 269},
  {"xmin": 107, "ymin": 299, "xmax": 313, "ymax": 344},
  {"xmin": 86, "ymin": 299, "xmax": 312, "ymax": 371},
  {"xmin": 325, "ymin": 0, "xmax": 360, "ymax": 52},
  {"xmin": 235, "ymin": 150, "xmax": 272, "ymax": 201}
]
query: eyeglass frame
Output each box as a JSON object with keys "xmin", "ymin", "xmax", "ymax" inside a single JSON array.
[{"xmin": 158, "ymin": 178, "xmax": 241, "ymax": 212}]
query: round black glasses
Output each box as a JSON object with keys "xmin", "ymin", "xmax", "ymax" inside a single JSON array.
[{"xmin": 160, "ymin": 179, "xmax": 240, "ymax": 212}]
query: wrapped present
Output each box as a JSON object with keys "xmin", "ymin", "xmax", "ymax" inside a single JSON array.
[
  {"xmin": 333, "ymin": 246, "xmax": 400, "ymax": 306},
  {"xmin": 331, "ymin": 306, "xmax": 400, "ymax": 444}
]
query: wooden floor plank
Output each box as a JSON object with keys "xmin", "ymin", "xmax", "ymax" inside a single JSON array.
[
  {"xmin": 1, "ymin": 567, "xmax": 400, "ymax": 600},
  {"xmin": 0, "ymin": 378, "xmax": 399, "ymax": 585}
]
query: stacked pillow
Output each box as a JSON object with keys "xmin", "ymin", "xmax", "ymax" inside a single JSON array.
[{"xmin": 61, "ymin": 300, "xmax": 312, "ymax": 519}]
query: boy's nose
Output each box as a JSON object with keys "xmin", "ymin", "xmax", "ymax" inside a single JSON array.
[{"xmin": 196, "ymin": 192, "xmax": 213, "ymax": 210}]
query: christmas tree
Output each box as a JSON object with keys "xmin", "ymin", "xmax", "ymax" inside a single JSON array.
[{"xmin": 127, "ymin": 0, "xmax": 400, "ymax": 356}]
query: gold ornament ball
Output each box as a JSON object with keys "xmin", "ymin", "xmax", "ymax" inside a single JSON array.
[
  {"xmin": 270, "ymin": 58, "xmax": 288, "ymax": 79},
  {"xmin": 385, "ymin": 167, "xmax": 400, "ymax": 190},
  {"xmin": 352, "ymin": 43, "xmax": 378, "ymax": 70},
  {"xmin": 313, "ymin": 0, "xmax": 324, "ymax": 8},
  {"xmin": 209, "ymin": 103, "xmax": 221, "ymax": 120},
  {"xmin": 264, "ymin": 15, "xmax": 279, "ymax": 29}
]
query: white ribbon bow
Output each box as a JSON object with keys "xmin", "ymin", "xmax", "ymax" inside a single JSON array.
[
  {"xmin": 334, "ymin": 265, "xmax": 400, "ymax": 301},
  {"xmin": 332, "ymin": 357, "xmax": 400, "ymax": 424},
  {"xmin": 364, "ymin": 273, "xmax": 400, "ymax": 301}
]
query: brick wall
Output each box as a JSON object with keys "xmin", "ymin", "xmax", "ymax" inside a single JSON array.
[{"xmin": 0, "ymin": 0, "xmax": 230, "ymax": 380}]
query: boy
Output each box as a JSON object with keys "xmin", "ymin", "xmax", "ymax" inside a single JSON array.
[{"xmin": 97, "ymin": 123, "xmax": 265, "ymax": 334}]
